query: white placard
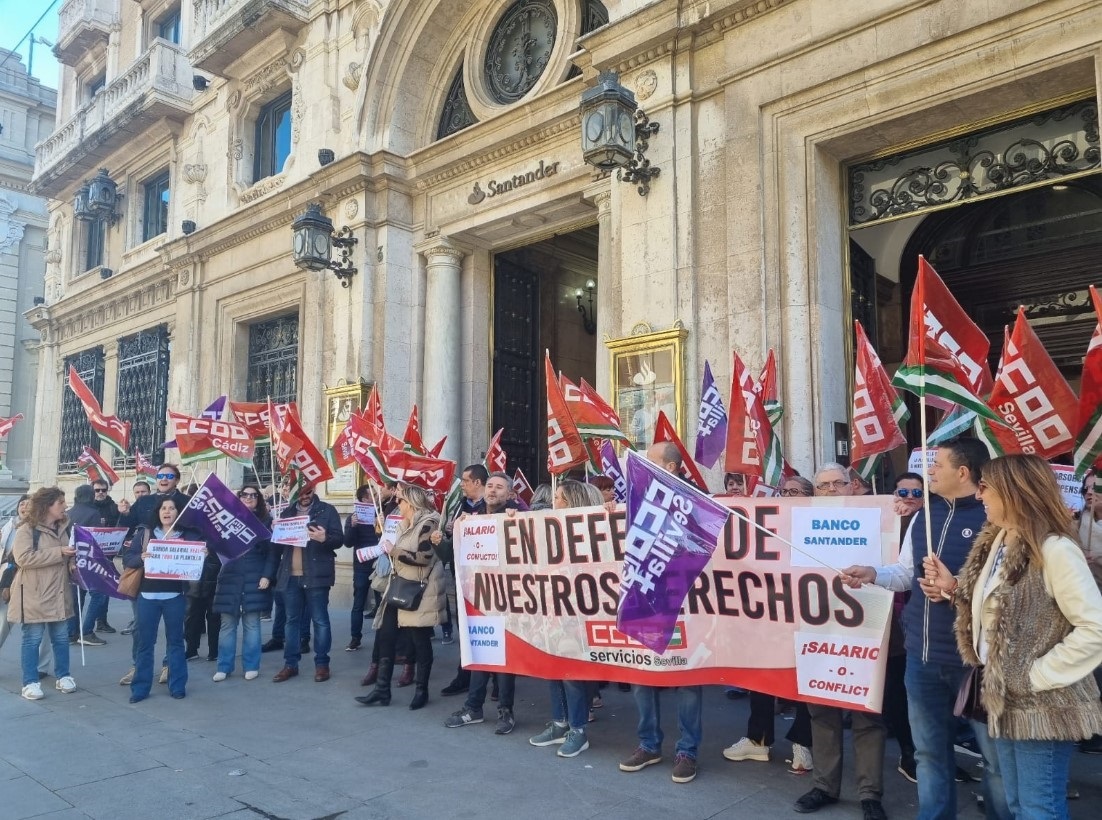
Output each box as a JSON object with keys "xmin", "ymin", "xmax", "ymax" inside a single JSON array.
[
  {"xmin": 1050, "ymin": 465, "xmax": 1085, "ymax": 514},
  {"xmin": 87, "ymin": 527, "xmax": 127, "ymax": 557},
  {"xmin": 789, "ymin": 505, "xmax": 884, "ymax": 569},
  {"xmin": 354, "ymin": 502, "xmax": 377, "ymax": 525},
  {"xmin": 144, "ymin": 539, "xmax": 206, "ymax": 581},
  {"xmin": 271, "ymin": 515, "xmax": 309, "ymax": 547}
]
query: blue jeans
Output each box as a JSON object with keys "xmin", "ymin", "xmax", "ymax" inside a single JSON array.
[
  {"xmin": 132, "ymin": 594, "xmax": 187, "ymax": 698},
  {"xmin": 549, "ymin": 679, "xmax": 589, "ymax": 730},
  {"xmin": 21, "ymin": 621, "xmax": 69, "ymax": 685},
  {"xmin": 282, "ymin": 582, "xmax": 330, "ymax": 668},
  {"xmin": 992, "ymin": 736, "xmax": 1072, "ymax": 819},
  {"xmin": 905, "ymin": 659, "xmax": 969, "ymax": 819},
  {"xmin": 80, "ymin": 591, "xmax": 109, "ymax": 635},
  {"xmin": 633, "ymin": 685, "xmax": 703, "ymax": 759},
  {"xmin": 217, "ymin": 610, "xmax": 261, "ymax": 675},
  {"xmin": 971, "ymin": 720, "xmax": 1011, "ymax": 820}
]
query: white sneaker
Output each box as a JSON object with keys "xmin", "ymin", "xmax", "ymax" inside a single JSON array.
[
  {"xmin": 55, "ymin": 676, "xmax": 77, "ymax": 693},
  {"xmin": 244, "ymin": 671, "xmax": 259, "ymax": 681},
  {"xmin": 212, "ymin": 672, "xmax": 227, "ymax": 682},
  {"xmin": 789, "ymin": 743, "xmax": 813, "ymax": 774},
  {"xmin": 723, "ymin": 737, "xmax": 770, "ymax": 762},
  {"xmin": 21, "ymin": 682, "xmax": 44, "ymax": 700}
]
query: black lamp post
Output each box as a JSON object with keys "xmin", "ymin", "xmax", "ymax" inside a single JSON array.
[
  {"xmin": 580, "ymin": 71, "xmax": 660, "ymax": 196},
  {"xmin": 291, "ymin": 203, "xmax": 358, "ymax": 288},
  {"xmin": 575, "ymin": 279, "xmax": 597, "ymax": 334}
]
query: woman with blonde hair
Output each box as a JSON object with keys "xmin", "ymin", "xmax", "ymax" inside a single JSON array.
[
  {"xmin": 356, "ymin": 482, "xmax": 442, "ymax": 709},
  {"xmin": 923, "ymin": 454, "xmax": 1102, "ymax": 819},
  {"xmin": 7, "ymin": 488, "xmax": 77, "ymax": 700}
]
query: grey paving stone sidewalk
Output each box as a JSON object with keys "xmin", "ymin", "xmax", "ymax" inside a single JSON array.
[{"xmin": 2, "ymin": 605, "xmax": 1099, "ymax": 819}]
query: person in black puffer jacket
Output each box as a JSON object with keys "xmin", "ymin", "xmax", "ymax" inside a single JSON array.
[
  {"xmin": 211, "ymin": 484, "xmax": 272, "ymax": 681},
  {"xmin": 184, "ymin": 531, "xmax": 223, "ymax": 661}
]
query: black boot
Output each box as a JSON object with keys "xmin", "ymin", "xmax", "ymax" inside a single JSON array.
[
  {"xmin": 409, "ymin": 660, "xmax": 432, "ymax": 710},
  {"xmin": 356, "ymin": 658, "xmax": 392, "ymax": 706}
]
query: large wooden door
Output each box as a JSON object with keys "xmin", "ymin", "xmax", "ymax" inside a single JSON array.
[{"xmin": 492, "ymin": 256, "xmax": 541, "ymax": 481}]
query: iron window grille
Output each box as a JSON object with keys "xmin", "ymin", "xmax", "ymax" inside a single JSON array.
[
  {"xmin": 437, "ymin": 64, "xmax": 478, "ymax": 140},
  {"xmin": 114, "ymin": 325, "xmax": 171, "ymax": 470},
  {"xmin": 58, "ymin": 347, "xmax": 105, "ymax": 472},
  {"xmin": 253, "ymin": 90, "xmax": 293, "ymax": 183},
  {"xmin": 246, "ymin": 314, "xmax": 299, "ymax": 486}
]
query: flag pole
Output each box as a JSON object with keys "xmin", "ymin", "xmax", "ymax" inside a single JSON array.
[{"xmin": 918, "ymin": 385, "xmax": 934, "ymax": 575}]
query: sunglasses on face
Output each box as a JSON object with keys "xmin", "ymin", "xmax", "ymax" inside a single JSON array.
[
  {"xmin": 94, "ymin": 488, "xmax": 108, "ymax": 493},
  {"xmin": 895, "ymin": 488, "xmax": 923, "ymax": 499},
  {"xmin": 156, "ymin": 473, "xmax": 177, "ymax": 480}
]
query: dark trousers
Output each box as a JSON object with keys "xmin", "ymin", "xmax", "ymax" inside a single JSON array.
[
  {"xmin": 373, "ymin": 605, "xmax": 432, "ymax": 668},
  {"xmin": 467, "ymin": 670, "xmax": 514, "ymax": 711},
  {"xmin": 350, "ymin": 564, "xmax": 378, "ymax": 641},
  {"xmin": 808, "ymin": 704, "xmax": 885, "ymax": 800},
  {"xmin": 271, "ymin": 590, "xmax": 311, "ymax": 643},
  {"xmin": 184, "ymin": 592, "xmax": 219, "ymax": 658},
  {"xmin": 883, "ymin": 654, "xmax": 914, "ymax": 756},
  {"xmin": 747, "ymin": 692, "xmax": 812, "ymax": 747}
]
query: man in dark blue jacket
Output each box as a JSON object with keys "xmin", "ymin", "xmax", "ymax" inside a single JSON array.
[
  {"xmin": 265, "ymin": 482, "xmax": 343, "ymax": 683},
  {"xmin": 843, "ymin": 438, "xmax": 1007, "ymax": 820}
]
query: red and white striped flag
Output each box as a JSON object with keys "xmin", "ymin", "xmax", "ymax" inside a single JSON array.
[
  {"xmin": 0, "ymin": 413, "xmax": 23, "ymax": 437},
  {"xmin": 485, "ymin": 428, "xmax": 508, "ymax": 473},
  {"xmin": 545, "ymin": 353, "xmax": 587, "ymax": 475}
]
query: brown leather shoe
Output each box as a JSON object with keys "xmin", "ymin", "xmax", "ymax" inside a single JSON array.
[
  {"xmin": 272, "ymin": 666, "xmax": 298, "ymax": 682},
  {"xmin": 314, "ymin": 665, "xmax": 330, "ymax": 682}
]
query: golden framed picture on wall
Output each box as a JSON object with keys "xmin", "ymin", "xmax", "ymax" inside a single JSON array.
[
  {"xmin": 605, "ymin": 323, "xmax": 688, "ymax": 451},
  {"xmin": 323, "ymin": 380, "xmax": 372, "ymax": 498}
]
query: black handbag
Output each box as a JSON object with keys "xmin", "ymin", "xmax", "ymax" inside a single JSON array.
[
  {"xmin": 384, "ymin": 573, "xmax": 427, "ymax": 611},
  {"xmin": 953, "ymin": 665, "xmax": 987, "ymax": 723}
]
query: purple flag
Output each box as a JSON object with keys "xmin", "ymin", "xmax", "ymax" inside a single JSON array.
[
  {"xmin": 164, "ymin": 396, "xmax": 227, "ymax": 449},
  {"xmin": 599, "ymin": 440, "xmax": 627, "ymax": 503},
  {"xmin": 694, "ymin": 360, "xmax": 728, "ymax": 468},
  {"xmin": 618, "ymin": 450, "xmax": 731, "ymax": 653},
  {"xmin": 177, "ymin": 473, "xmax": 270, "ymax": 562},
  {"xmin": 72, "ymin": 525, "xmax": 127, "ymax": 600}
]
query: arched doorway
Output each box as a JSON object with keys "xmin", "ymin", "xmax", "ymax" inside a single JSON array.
[{"xmin": 900, "ymin": 176, "xmax": 1102, "ymax": 384}]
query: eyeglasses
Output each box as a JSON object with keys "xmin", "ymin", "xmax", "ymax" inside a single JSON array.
[
  {"xmin": 895, "ymin": 488, "xmax": 923, "ymax": 499},
  {"xmin": 815, "ymin": 479, "xmax": 849, "ymax": 491},
  {"xmin": 93, "ymin": 488, "xmax": 108, "ymax": 494},
  {"xmin": 155, "ymin": 472, "xmax": 176, "ymax": 480},
  {"xmin": 780, "ymin": 488, "xmax": 805, "ymax": 497},
  {"xmin": 239, "ymin": 491, "xmax": 259, "ymax": 499}
]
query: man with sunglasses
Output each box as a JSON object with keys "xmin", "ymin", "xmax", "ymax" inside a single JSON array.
[
  {"xmin": 265, "ymin": 481, "xmax": 343, "ymax": 683},
  {"xmin": 119, "ymin": 465, "xmax": 192, "ymax": 538},
  {"xmin": 840, "ymin": 439, "xmax": 1005, "ymax": 820}
]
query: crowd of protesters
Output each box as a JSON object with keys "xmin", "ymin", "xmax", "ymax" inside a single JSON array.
[{"xmin": 2, "ymin": 440, "xmax": 1102, "ymax": 819}]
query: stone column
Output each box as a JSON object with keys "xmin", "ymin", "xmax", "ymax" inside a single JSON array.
[
  {"xmin": 418, "ymin": 239, "xmax": 464, "ymax": 463},
  {"xmin": 584, "ymin": 185, "xmax": 615, "ymax": 397}
]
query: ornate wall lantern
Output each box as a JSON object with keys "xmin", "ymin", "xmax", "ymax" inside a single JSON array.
[
  {"xmin": 580, "ymin": 71, "xmax": 660, "ymax": 196},
  {"xmin": 73, "ymin": 183, "xmax": 93, "ymax": 222},
  {"xmin": 576, "ymin": 279, "xmax": 596, "ymax": 334},
  {"xmin": 291, "ymin": 203, "xmax": 358, "ymax": 288},
  {"xmin": 87, "ymin": 168, "xmax": 120, "ymax": 223}
]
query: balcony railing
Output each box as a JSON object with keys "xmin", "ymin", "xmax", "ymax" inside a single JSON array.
[
  {"xmin": 190, "ymin": 0, "xmax": 312, "ymax": 76},
  {"xmin": 55, "ymin": 0, "xmax": 118, "ymax": 66},
  {"xmin": 33, "ymin": 40, "xmax": 194, "ymax": 195}
]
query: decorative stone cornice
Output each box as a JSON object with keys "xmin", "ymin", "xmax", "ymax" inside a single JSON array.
[
  {"xmin": 47, "ymin": 271, "xmax": 178, "ymax": 344},
  {"xmin": 415, "ymin": 114, "xmax": 582, "ymax": 190},
  {"xmin": 239, "ymin": 173, "xmax": 286, "ymax": 203}
]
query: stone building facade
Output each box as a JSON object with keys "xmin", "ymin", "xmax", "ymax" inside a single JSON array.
[
  {"xmin": 27, "ymin": 0, "xmax": 1102, "ymax": 510},
  {"xmin": 0, "ymin": 48, "xmax": 56, "ymax": 498}
]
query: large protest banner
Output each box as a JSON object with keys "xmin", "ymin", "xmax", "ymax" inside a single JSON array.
[{"xmin": 455, "ymin": 496, "xmax": 897, "ymax": 712}]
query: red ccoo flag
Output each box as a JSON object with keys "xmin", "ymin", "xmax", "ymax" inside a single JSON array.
[
  {"xmin": 269, "ymin": 401, "xmax": 334, "ymax": 485},
  {"xmin": 545, "ymin": 352, "xmax": 587, "ymax": 475},
  {"xmin": 1073, "ymin": 286, "xmax": 1102, "ymax": 477},
  {"xmin": 134, "ymin": 450, "xmax": 159, "ymax": 477},
  {"xmin": 363, "ymin": 384, "xmax": 385, "ymax": 431},
  {"xmin": 979, "ymin": 307, "xmax": 1078, "ymax": 460},
  {"xmin": 485, "ymin": 428, "xmax": 508, "ymax": 473},
  {"xmin": 68, "ymin": 367, "xmax": 131, "ymax": 454},
  {"xmin": 77, "ymin": 445, "xmax": 120, "ymax": 485},
  {"xmin": 512, "ymin": 468, "xmax": 534, "ymax": 506},
  {"xmin": 0, "ymin": 413, "xmax": 24, "ymax": 437},
  {"xmin": 653, "ymin": 411, "xmax": 710, "ymax": 493},
  {"xmin": 851, "ymin": 321, "xmax": 907, "ymax": 477},
  {"xmin": 403, "ymin": 406, "xmax": 427, "ymax": 455}
]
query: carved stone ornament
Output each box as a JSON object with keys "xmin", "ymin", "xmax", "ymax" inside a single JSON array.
[
  {"xmin": 184, "ymin": 163, "xmax": 207, "ymax": 184},
  {"xmin": 342, "ymin": 63, "xmax": 362, "ymax": 91},
  {"xmin": 239, "ymin": 174, "xmax": 286, "ymax": 203},
  {"xmin": 344, "ymin": 198, "xmax": 359, "ymax": 219},
  {"xmin": 634, "ymin": 70, "xmax": 658, "ymax": 101},
  {"xmin": 178, "ymin": 268, "xmax": 191, "ymax": 286},
  {"xmin": 0, "ymin": 199, "xmax": 26, "ymax": 255}
]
